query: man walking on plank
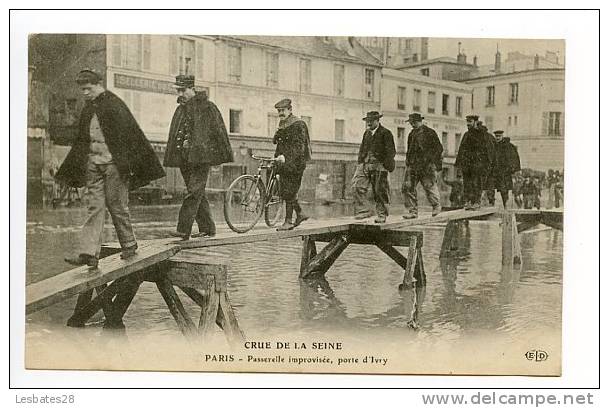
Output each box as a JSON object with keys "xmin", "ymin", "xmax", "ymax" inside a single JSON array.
[
  {"xmin": 352, "ymin": 111, "xmax": 396, "ymax": 224},
  {"xmin": 272, "ymin": 98, "xmax": 312, "ymax": 231},
  {"xmin": 490, "ymin": 130, "xmax": 521, "ymax": 208},
  {"xmin": 57, "ymin": 69, "xmax": 165, "ymax": 268},
  {"xmin": 401, "ymin": 113, "xmax": 443, "ymax": 219},
  {"xmin": 164, "ymin": 75, "xmax": 234, "ymax": 240}
]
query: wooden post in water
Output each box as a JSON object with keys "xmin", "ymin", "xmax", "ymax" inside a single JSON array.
[
  {"xmin": 400, "ymin": 236, "xmax": 419, "ymax": 290},
  {"xmin": 300, "ymin": 234, "xmax": 350, "ymax": 279},
  {"xmin": 439, "ymin": 220, "xmax": 461, "ymax": 258},
  {"xmin": 502, "ymin": 211, "xmax": 522, "ymax": 265}
]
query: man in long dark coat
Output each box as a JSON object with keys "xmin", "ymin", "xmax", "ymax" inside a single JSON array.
[
  {"xmin": 57, "ymin": 69, "xmax": 165, "ymax": 267},
  {"xmin": 272, "ymin": 98, "xmax": 311, "ymax": 231},
  {"xmin": 352, "ymin": 111, "xmax": 396, "ymax": 223},
  {"xmin": 455, "ymin": 115, "xmax": 493, "ymax": 210},
  {"xmin": 401, "ymin": 113, "xmax": 443, "ymax": 219},
  {"xmin": 164, "ymin": 75, "xmax": 233, "ymax": 240},
  {"xmin": 491, "ymin": 130, "xmax": 521, "ymax": 208},
  {"xmin": 479, "ymin": 124, "xmax": 497, "ymax": 206}
]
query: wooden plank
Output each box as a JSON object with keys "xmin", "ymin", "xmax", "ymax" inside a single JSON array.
[
  {"xmin": 198, "ymin": 276, "xmax": 220, "ymax": 338},
  {"xmin": 376, "ymin": 208, "xmax": 497, "ymax": 231},
  {"xmin": 66, "ymin": 277, "xmax": 128, "ymax": 327},
  {"xmin": 517, "ymin": 221, "xmax": 541, "ymax": 233},
  {"xmin": 376, "ymin": 243, "xmax": 408, "ymax": 269},
  {"xmin": 401, "ymin": 236, "xmax": 418, "ymax": 289},
  {"xmin": 439, "ymin": 220, "xmax": 460, "ymax": 258},
  {"xmin": 218, "ymin": 291, "xmax": 245, "ymax": 345},
  {"xmin": 301, "ymin": 234, "xmax": 351, "ymax": 279},
  {"xmin": 156, "ymin": 276, "xmax": 197, "ymax": 337},
  {"xmin": 26, "ymin": 240, "xmax": 181, "ymax": 315},
  {"xmin": 541, "ymin": 211, "xmax": 563, "ymax": 231},
  {"xmin": 311, "ymin": 230, "xmax": 423, "ymax": 248},
  {"xmin": 300, "ymin": 236, "xmax": 318, "ymax": 278},
  {"xmin": 414, "ymin": 247, "xmax": 426, "ymax": 287}
]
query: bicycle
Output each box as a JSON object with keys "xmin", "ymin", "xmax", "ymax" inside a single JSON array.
[{"xmin": 223, "ymin": 155, "xmax": 285, "ymax": 233}]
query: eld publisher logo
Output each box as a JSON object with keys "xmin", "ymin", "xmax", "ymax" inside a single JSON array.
[{"xmin": 525, "ymin": 350, "xmax": 548, "ymax": 362}]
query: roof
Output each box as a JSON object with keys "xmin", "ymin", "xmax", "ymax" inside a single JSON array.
[
  {"xmin": 219, "ymin": 36, "xmax": 383, "ymax": 67},
  {"xmin": 393, "ymin": 56, "xmax": 476, "ymax": 70},
  {"xmin": 461, "ymin": 67, "xmax": 565, "ymax": 82}
]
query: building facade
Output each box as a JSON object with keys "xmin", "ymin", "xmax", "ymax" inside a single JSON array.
[{"xmin": 357, "ymin": 37, "xmax": 429, "ymax": 66}]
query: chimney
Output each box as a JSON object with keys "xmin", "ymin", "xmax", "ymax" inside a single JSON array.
[
  {"xmin": 494, "ymin": 44, "xmax": 502, "ymax": 73},
  {"xmin": 456, "ymin": 41, "xmax": 467, "ymax": 64},
  {"xmin": 473, "ymin": 55, "xmax": 478, "ymax": 67},
  {"xmin": 534, "ymin": 54, "xmax": 540, "ymax": 69}
]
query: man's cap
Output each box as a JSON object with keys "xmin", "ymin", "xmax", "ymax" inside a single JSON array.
[
  {"xmin": 76, "ymin": 69, "xmax": 102, "ymax": 84},
  {"xmin": 465, "ymin": 114, "xmax": 479, "ymax": 121},
  {"xmin": 274, "ymin": 98, "xmax": 292, "ymax": 109},
  {"xmin": 362, "ymin": 111, "xmax": 383, "ymax": 121},
  {"xmin": 407, "ymin": 113, "xmax": 424, "ymax": 122},
  {"xmin": 493, "ymin": 130, "xmax": 505, "ymax": 135},
  {"xmin": 174, "ymin": 75, "xmax": 195, "ymax": 88}
]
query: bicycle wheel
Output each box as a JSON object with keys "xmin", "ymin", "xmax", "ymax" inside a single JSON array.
[
  {"xmin": 224, "ymin": 175, "xmax": 265, "ymax": 233},
  {"xmin": 264, "ymin": 177, "xmax": 285, "ymax": 227}
]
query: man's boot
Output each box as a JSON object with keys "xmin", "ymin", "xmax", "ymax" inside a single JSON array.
[
  {"xmin": 402, "ymin": 209, "xmax": 418, "ymax": 219},
  {"xmin": 432, "ymin": 205, "xmax": 442, "ymax": 217},
  {"xmin": 293, "ymin": 202, "xmax": 309, "ymax": 227},
  {"xmin": 277, "ymin": 203, "xmax": 295, "ymax": 231},
  {"xmin": 65, "ymin": 253, "xmax": 99, "ymax": 268}
]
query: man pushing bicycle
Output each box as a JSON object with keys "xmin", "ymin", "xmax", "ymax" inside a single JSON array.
[{"xmin": 272, "ymin": 98, "xmax": 312, "ymax": 231}]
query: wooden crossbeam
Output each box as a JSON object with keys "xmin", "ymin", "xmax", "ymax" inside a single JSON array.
[{"xmin": 300, "ymin": 234, "xmax": 351, "ymax": 279}]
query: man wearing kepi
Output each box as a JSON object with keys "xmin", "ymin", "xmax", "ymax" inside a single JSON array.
[
  {"xmin": 164, "ymin": 75, "xmax": 233, "ymax": 240},
  {"xmin": 401, "ymin": 113, "xmax": 443, "ymax": 219},
  {"xmin": 455, "ymin": 114, "xmax": 493, "ymax": 210},
  {"xmin": 273, "ymin": 98, "xmax": 311, "ymax": 231},
  {"xmin": 352, "ymin": 111, "xmax": 396, "ymax": 224},
  {"xmin": 57, "ymin": 69, "xmax": 165, "ymax": 268},
  {"xmin": 491, "ymin": 130, "xmax": 521, "ymax": 208}
]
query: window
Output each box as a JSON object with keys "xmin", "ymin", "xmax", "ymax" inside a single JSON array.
[
  {"xmin": 442, "ymin": 94, "xmax": 450, "ymax": 116},
  {"xmin": 412, "ymin": 53, "xmax": 419, "ymax": 62},
  {"xmin": 228, "ymin": 45, "xmax": 242, "ymax": 83},
  {"xmin": 509, "ymin": 83, "xmax": 519, "ymax": 104},
  {"xmin": 364, "ymin": 68, "xmax": 375, "ymax": 100},
  {"xmin": 143, "ymin": 35, "xmax": 151, "ymax": 71},
  {"xmin": 413, "ymin": 89, "xmax": 421, "ymax": 112},
  {"xmin": 546, "ymin": 112, "xmax": 562, "ymax": 136},
  {"xmin": 508, "ymin": 116, "xmax": 512, "ymax": 126},
  {"xmin": 514, "ymin": 115, "xmax": 518, "ymax": 126},
  {"xmin": 229, "ymin": 109, "xmax": 242, "ymax": 134},
  {"xmin": 397, "ymin": 86, "xmax": 406, "ymax": 110},
  {"xmin": 427, "ymin": 91, "xmax": 436, "ymax": 114},
  {"xmin": 442, "ymin": 132, "xmax": 448, "ymax": 156},
  {"xmin": 112, "ymin": 35, "xmax": 143, "ymax": 70},
  {"xmin": 334, "ymin": 119, "xmax": 345, "ymax": 141},
  {"xmin": 266, "ymin": 52, "xmax": 279, "ymax": 88},
  {"xmin": 455, "ymin": 133, "xmax": 462, "ymax": 155},
  {"xmin": 455, "ymin": 96, "xmax": 463, "ymax": 117},
  {"xmin": 486, "ymin": 86, "xmax": 495, "ymax": 106},
  {"xmin": 179, "ymin": 38, "xmax": 195, "ymax": 75},
  {"xmin": 301, "ymin": 116, "xmax": 312, "ymax": 135},
  {"xmin": 397, "ymin": 127, "xmax": 406, "ymax": 152},
  {"xmin": 299, "ymin": 58, "xmax": 312, "ymax": 93},
  {"xmin": 471, "ymin": 93, "xmax": 474, "ymax": 109},
  {"xmin": 334, "ymin": 64, "xmax": 345, "ymax": 97},
  {"xmin": 421, "ymin": 68, "xmax": 430, "ymax": 76},
  {"xmin": 267, "ymin": 113, "xmax": 279, "ymax": 137}
]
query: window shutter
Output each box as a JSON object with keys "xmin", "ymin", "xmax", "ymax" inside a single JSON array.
[
  {"xmin": 196, "ymin": 41, "xmax": 204, "ymax": 80},
  {"xmin": 143, "ymin": 35, "xmax": 151, "ymax": 71},
  {"xmin": 110, "ymin": 35, "xmax": 122, "ymax": 67},
  {"xmin": 542, "ymin": 112, "xmax": 549, "ymax": 136},
  {"xmin": 559, "ymin": 112, "xmax": 564, "ymax": 137},
  {"xmin": 169, "ymin": 37, "xmax": 178, "ymax": 76}
]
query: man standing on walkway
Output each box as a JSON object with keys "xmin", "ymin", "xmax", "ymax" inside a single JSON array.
[
  {"xmin": 272, "ymin": 98, "xmax": 311, "ymax": 231},
  {"xmin": 57, "ymin": 69, "xmax": 165, "ymax": 267},
  {"xmin": 455, "ymin": 115, "xmax": 493, "ymax": 210},
  {"xmin": 401, "ymin": 113, "xmax": 443, "ymax": 219},
  {"xmin": 491, "ymin": 130, "xmax": 521, "ymax": 208},
  {"xmin": 352, "ymin": 111, "xmax": 396, "ymax": 223},
  {"xmin": 479, "ymin": 123, "xmax": 497, "ymax": 206},
  {"xmin": 164, "ymin": 75, "xmax": 233, "ymax": 240}
]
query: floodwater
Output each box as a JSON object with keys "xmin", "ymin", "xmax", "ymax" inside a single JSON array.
[{"xmin": 23, "ymin": 201, "xmax": 563, "ymax": 374}]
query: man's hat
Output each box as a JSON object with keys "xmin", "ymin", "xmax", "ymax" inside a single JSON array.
[
  {"xmin": 465, "ymin": 114, "xmax": 479, "ymax": 121},
  {"xmin": 407, "ymin": 113, "xmax": 424, "ymax": 122},
  {"xmin": 493, "ymin": 130, "xmax": 505, "ymax": 135},
  {"xmin": 174, "ymin": 75, "xmax": 195, "ymax": 88},
  {"xmin": 274, "ymin": 98, "xmax": 292, "ymax": 109},
  {"xmin": 362, "ymin": 111, "xmax": 383, "ymax": 121},
  {"xmin": 76, "ymin": 69, "xmax": 102, "ymax": 84}
]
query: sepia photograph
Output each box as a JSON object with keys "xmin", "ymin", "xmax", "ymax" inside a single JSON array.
[{"xmin": 20, "ymin": 29, "xmax": 569, "ymax": 376}]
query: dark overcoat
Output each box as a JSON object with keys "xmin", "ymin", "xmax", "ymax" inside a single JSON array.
[
  {"xmin": 405, "ymin": 124, "xmax": 443, "ymax": 172},
  {"xmin": 482, "ymin": 130, "xmax": 497, "ymax": 189},
  {"xmin": 55, "ymin": 91, "xmax": 165, "ymax": 190},
  {"xmin": 164, "ymin": 93, "xmax": 234, "ymax": 167},
  {"xmin": 492, "ymin": 137, "xmax": 521, "ymax": 190},
  {"xmin": 273, "ymin": 116, "xmax": 310, "ymax": 175},
  {"xmin": 455, "ymin": 127, "xmax": 494, "ymax": 172},
  {"xmin": 357, "ymin": 124, "xmax": 396, "ymax": 172}
]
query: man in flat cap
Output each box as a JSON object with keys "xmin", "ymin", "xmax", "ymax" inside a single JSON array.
[
  {"xmin": 352, "ymin": 111, "xmax": 396, "ymax": 223},
  {"xmin": 57, "ymin": 69, "xmax": 165, "ymax": 267},
  {"xmin": 455, "ymin": 115, "xmax": 493, "ymax": 210},
  {"xmin": 490, "ymin": 130, "xmax": 521, "ymax": 208},
  {"xmin": 478, "ymin": 122, "xmax": 498, "ymax": 206},
  {"xmin": 272, "ymin": 98, "xmax": 312, "ymax": 231},
  {"xmin": 401, "ymin": 113, "xmax": 443, "ymax": 219},
  {"xmin": 164, "ymin": 75, "xmax": 233, "ymax": 240}
]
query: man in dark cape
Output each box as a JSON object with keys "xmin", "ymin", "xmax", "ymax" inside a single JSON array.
[
  {"xmin": 56, "ymin": 69, "xmax": 165, "ymax": 267},
  {"xmin": 455, "ymin": 115, "xmax": 493, "ymax": 210},
  {"xmin": 479, "ymin": 124, "xmax": 497, "ymax": 206},
  {"xmin": 272, "ymin": 98, "xmax": 311, "ymax": 231},
  {"xmin": 352, "ymin": 111, "xmax": 396, "ymax": 223},
  {"xmin": 491, "ymin": 130, "xmax": 521, "ymax": 208},
  {"xmin": 164, "ymin": 75, "xmax": 234, "ymax": 240},
  {"xmin": 401, "ymin": 113, "xmax": 443, "ymax": 219}
]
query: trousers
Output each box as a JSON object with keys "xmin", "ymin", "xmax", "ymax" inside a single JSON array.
[
  {"xmin": 81, "ymin": 161, "xmax": 136, "ymax": 257},
  {"xmin": 401, "ymin": 165, "xmax": 440, "ymax": 213},
  {"xmin": 462, "ymin": 167, "xmax": 483, "ymax": 205},
  {"xmin": 352, "ymin": 163, "xmax": 390, "ymax": 216},
  {"xmin": 177, "ymin": 163, "xmax": 215, "ymax": 236}
]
